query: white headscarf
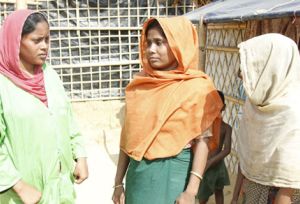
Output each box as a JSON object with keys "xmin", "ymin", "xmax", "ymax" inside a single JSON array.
[{"xmin": 238, "ymin": 33, "xmax": 300, "ymax": 188}]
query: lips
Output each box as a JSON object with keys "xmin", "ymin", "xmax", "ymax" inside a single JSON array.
[
  {"xmin": 39, "ymin": 54, "xmax": 47, "ymax": 59},
  {"xmin": 149, "ymin": 57, "xmax": 160, "ymax": 62}
]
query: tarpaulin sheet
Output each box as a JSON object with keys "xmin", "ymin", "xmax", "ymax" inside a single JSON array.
[{"xmin": 184, "ymin": 0, "xmax": 300, "ymax": 23}]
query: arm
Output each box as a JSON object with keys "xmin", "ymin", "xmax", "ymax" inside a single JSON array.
[
  {"xmin": 67, "ymin": 102, "xmax": 88, "ymax": 184},
  {"xmin": 68, "ymin": 103, "xmax": 87, "ymax": 160},
  {"xmin": 0, "ymin": 140, "xmax": 21, "ymax": 193},
  {"xmin": 112, "ymin": 149, "xmax": 130, "ymax": 204},
  {"xmin": 176, "ymin": 137, "xmax": 210, "ymax": 204},
  {"xmin": 0, "ymin": 99, "xmax": 21, "ymax": 192},
  {"xmin": 0, "ymin": 143, "xmax": 42, "ymax": 204},
  {"xmin": 205, "ymin": 124, "xmax": 232, "ymax": 170},
  {"xmin": 0, "ymin": 100, "xmax": 41, "ymax": 203},
  {"xmin": 12, "ymin": 180, "xmax": 42, "ymax": 204},
  {"xmin": 231, "ymin": 164, "xmax": 244, "ymax": 204}
]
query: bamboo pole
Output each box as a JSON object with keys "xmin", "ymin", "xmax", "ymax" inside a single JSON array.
[
  {"xmin": 206, "ymin": 46, "xmax": 239, "ymax": 52},
  {"xmin": 198, "ymin": 17, "xmax": 206, "ymax": 71},
  {"xmin": 225, "ymin": 95, "xmax": 244, "ymax": 105},
  {"xmin": 207, "ymin": 23, "xmax": 246, "ymax": 30}
]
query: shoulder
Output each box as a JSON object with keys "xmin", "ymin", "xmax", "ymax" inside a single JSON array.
[
  {"xmin": 182, "ymin": 77, "xmax": 217, "ymax": 98},
  {"xmin": 43, "ymin": 63, "xmax": 57, "ymax": 74},
  {"xmin": 43, "ymin": 64, "xmax": 61, "ymax": 81}
]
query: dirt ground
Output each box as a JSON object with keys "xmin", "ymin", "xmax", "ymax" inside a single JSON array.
[{"xmin": 72, "ymin": 100, "xmax": 240, "ymax": 204}]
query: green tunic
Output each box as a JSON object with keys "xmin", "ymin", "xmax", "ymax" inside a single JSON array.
[{"xmin": 0, "ymin": 65, "xmax": 86, "ymax": 204}]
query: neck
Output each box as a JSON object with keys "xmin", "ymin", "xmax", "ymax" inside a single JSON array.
[{"xmin": 19, "ymin": 62, "xmax": 35, "ymax": 78}]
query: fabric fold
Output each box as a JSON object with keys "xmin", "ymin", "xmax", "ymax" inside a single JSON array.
[
  {"xmin": 120, "ymin": 16, "xmax": 223, "ymax": 161},
  {"xmin": 238, "ymin": 33, "xmax": 300, "ymax": 188}
]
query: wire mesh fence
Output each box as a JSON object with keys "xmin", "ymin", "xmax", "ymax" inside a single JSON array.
[
  {"xmin": 0, "ymin": 1, "xmax": 14, "ymax": 24},
  {"xmin": 0, "ymin": 0, "xmax": 199, "ymax": 100},
  {"xmin": 1, "ymin": 0, "xmax": 245, "ymax": 174}
]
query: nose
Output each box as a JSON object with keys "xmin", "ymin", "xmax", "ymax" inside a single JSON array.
[
  {"xmin": 148, "ymin": 43, "xmax": 156, "ymax": 53},
  {"xmin": 41, "ymin": 40, "xmax": 49, "ymax": 50}
]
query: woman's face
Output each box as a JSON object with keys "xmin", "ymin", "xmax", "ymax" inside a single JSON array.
[
  {"xmin": 146, "ymin": 27, "xmax": 178, "ymax": 71},
  {"xmin": 19, "ymin": 21, "xmax": 50, "ymax": 69}
]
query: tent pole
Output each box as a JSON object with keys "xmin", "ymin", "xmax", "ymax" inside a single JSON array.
[{"xmin": 198, "ymin": 16, "xmax": 206, "ymax": 72}]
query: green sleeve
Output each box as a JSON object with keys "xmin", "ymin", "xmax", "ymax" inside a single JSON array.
[
  {"xmin": 0, "ymin": 99, "xmax": 21, "ymax": 192},
  {"xmin": 68, "ymin": 101, "xmax": 87, "ymax": 160}
]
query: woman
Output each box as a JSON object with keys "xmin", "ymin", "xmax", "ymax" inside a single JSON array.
[
  {"xmin": 237, "ymin": 33, "xmax": 300, "ymax": 204},
  {"xmin": 112, "ymin": 16, "xmax": 223, "ymax": 204},
  {"xmin": 0, "ymin": 10, "xmax": 88, "ymax": 204}
]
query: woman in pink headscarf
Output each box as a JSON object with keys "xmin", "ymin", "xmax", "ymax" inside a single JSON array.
[{"xmin": 0, "ymin": 10, "xmax": 88, "ymax": 204}]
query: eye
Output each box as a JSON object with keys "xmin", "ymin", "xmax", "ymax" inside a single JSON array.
[
  {"xmin": 33, "ymin": 38, "xmax": 43, "ymax": 44},
  {"xmin": 156, "ymin": 41, "xmax": 163, "ymax": 46},
  {"xmin": 146, "ymin": 40, "xmax": 152, "ymax": 47},
  {"xmin": 33, "ymin": 39, "xmax": 40, "ymax": 43},
  {"xmin": 45, "ymin": 36, "xmax": 50, "ymax": 43}
]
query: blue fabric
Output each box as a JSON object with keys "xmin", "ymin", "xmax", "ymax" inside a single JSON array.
[{"xmin": 184, "ymin": 0, "xmax": 300, "ymax": 23}]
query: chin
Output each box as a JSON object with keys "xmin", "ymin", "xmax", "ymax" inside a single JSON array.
[
  {"xmin": 151, "ymin": 64, "xmax": 165, "ymax": 70},
  {"xmin": 152, "ymin": 66, "xmax": 165, "ymax": 70},
  {"xmin": 35, "ymin": 60, "xmax": 46, "ymax": 66}
]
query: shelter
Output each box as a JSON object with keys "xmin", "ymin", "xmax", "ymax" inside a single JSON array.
[{"xmin": 185, "ymin": 0, "xmax": 300, "ymax": 173}]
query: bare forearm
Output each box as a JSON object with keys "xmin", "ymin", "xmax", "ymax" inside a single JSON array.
[
  {"xmin": 206, "ymin": 149, "xmax": 230, "ymax": 170},
  {"xmin": 13, "ymin": 180, "xmax": 42, "ymax": 204},
  {"xmin": 185, "ymin": 138, "xmax": 209, "ymax": 196},
  {"xmin": 114, "ymin": 150, "xmax": 130, "ymax": 185}
]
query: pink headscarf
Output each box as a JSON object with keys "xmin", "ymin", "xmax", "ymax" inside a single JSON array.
[{"xmin": 0, "ymin": 9, "xmax": 47, "ymax": 105}]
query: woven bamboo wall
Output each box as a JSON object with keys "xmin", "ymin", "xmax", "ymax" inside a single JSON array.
[{"xmin": 204, "ymin": 22, "xmax": 246, "ymax": 174}]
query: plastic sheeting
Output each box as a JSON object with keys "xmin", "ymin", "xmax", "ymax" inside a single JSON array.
[{"xmin": 185, "ymin": 0, "xmax": 300, "ymax": 23}]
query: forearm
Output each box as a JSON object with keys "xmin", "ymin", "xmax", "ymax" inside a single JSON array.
[
  {"xmin": 0, "ymin": 144, "xmax": 21, "ymax": 192},
  {"xmin": 206, "ymin": 149, "xmax": 230, "ymax": 170},
  {"xmin": 13, "ymin": 179, "xmax": 30, "ymax": 193},
  {"xmin": 67, "ymin": 103, "xmax": 87, "ymax": 159},
  {"xmin": 114, "ymin": 149, "xmax": 130, "ymax": 185},
  {"xmin": 185, "ymin": 138, "xmax": 209, "ymax": 196}
]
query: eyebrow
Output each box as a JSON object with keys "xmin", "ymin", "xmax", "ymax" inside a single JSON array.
[{"xmin": 146, "ymin": 37, "xmax": 165, "ymax": 41}]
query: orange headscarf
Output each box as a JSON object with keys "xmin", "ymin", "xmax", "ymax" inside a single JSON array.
[{"xmin": 120, "ymin": 16, "xmax": 223, "ymax": 161}]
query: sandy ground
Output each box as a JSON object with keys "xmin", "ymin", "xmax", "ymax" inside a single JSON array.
[{"xmin": 71, "ymin": 101, "xmax": 240, "ymax": 204}]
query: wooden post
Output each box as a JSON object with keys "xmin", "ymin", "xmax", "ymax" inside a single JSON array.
[
  {"xmin": 16, "ymin": 0, "xmax": 28, "ymax": 9},
  {"xmin": 198, "ymin": 16, "xmax": 206, "ymax": 72}
]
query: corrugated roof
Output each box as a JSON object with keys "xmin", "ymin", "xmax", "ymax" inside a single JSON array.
[{"xmin": 184, "ymin": 0, "xmax": 300, "ymax": 23}]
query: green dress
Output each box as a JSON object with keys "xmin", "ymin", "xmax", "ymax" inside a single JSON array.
[{"xmin": 0, "ymin": 64, "xmax": 86, "ymax": 204}]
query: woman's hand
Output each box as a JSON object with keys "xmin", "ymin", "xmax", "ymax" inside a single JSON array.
[
  {"xmin": 175, "ymin": 191, "xmax": 196, "ymax": 204},
  {"xmin": 112, "ymin": 150, "xmax": 129, "ymax": 204},
  {"xmin": 13, "ymin": 180, "xmax": 42, "ymax": 204},
  {"xmin": 112, "ymin": 186, "xmax": 125, "ymax": 204},
  {"xmin": 73, "ymin": 157, "xmax": 89, "ymax": 184}
]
